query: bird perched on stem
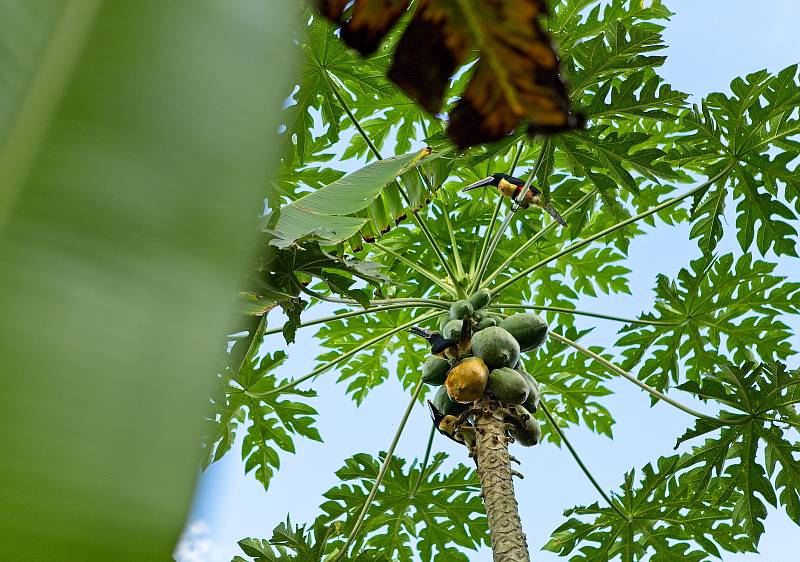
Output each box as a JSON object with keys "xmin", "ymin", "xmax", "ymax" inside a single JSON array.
[
  {"xmin": 408, "ymin": 326, "xmax": 459, "ymax": 360},
  {"xmin": 462, "ymin": 173, "xmax": 567, "ymax": 227}
]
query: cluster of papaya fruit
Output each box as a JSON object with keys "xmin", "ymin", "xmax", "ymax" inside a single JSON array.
[{"xmin": 422, "ymin": 289, "xmax": 546, "ymax": 448}]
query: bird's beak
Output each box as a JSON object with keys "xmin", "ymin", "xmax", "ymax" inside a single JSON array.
[{"xmin": 462, "ymin": 176, "xmax": 494, "ymax": 192}]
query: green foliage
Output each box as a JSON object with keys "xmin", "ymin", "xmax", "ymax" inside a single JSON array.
[
  {"xmin": 0, "ymin": 2, "xmax": 296, "ymax": 560},
  {"xmin": 616, "ymin": 253, "xmax": 800, "ymax": 391},
  {"xmin": 203, "ymin": 326, "xmax": 322, "ymax": 491},
  {"xmin": 547, "ymin": 361, "xmax": 800, "ymax": 560},
  {"xmin": 319, "ymin": 453, "xmax": 487, "ymax": 561},
  {"xmin": 216, "ymin": 1, "xmax": 800, "ymax": 560},
  {"xmin": 236, "ymin": 452, "xmax": 486, "ymax": 561}
]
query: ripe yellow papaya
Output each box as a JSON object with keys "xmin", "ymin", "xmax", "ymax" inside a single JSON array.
[{"xmin": 445, "ymin": 357, "xmax": 489, "ymax": 403}]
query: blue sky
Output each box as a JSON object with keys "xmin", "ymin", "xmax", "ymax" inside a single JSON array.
[{"xmin": 176, "ymin": 3, "xmax": 800, "ymax": 561}]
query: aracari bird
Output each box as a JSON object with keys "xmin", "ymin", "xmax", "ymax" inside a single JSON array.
[
  {"xmin": 462, "ymin": 173, "xmax": 567, "ymax": 227},
  {"xmin": 408, "ymin": 326, "xmax": 459, "ymax": 360}
]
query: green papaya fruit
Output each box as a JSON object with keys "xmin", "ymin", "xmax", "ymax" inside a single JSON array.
[
  {"xmin": 467, "ymin": 288, "xmax": 491, "ymax": 310},
  {"xmin": 487, "ymin": 367, "xmax": 529, "ymax": 405},
  {"xmin": 442, "ymin": 319, "xmax": 463, "ymax": 340},
  {"xmin": 422, "ymin": 356, "xmax": 450, "ymax": 385},
  {"xmin": 433, "ymin": 384, "xmax": 468, "ymax": 416},
  {"xmin": 518, "ymin": 370, "xmax": 540, "ymax": 413},
  {"xmin": 512, "ymin": 416, "xmax": 541, "ymax": 447},
  {"xmin": 476, "ymin": 317, "xmax": 497, "ymax": 331},
  {"xmin": 475, "ymin": 310, "xmax": 488, "ymax": 321},
  {"xmin": 449, "ymin": 299, "xmax": 474, "ymax": 320},
  {"xmin": 471, "ymin": 326, "xmax": 520, "ymax": 370},
  {"xmin": 499, "ymin": 313, "xmax": 548, "ymax": 351},
  {"xmin": 439, "ymin": 315, "xmax": 451, "ymax": 333},
  {"xmin": 445, "ymin": 357, "xmax": 489, "ymax": 403}
]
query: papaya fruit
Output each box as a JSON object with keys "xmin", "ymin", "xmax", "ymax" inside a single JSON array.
[
  {"xmin": 445, "ymin": 357, "xmax": 489, "ymax": 403},
  {"xmin": 438, "ymin": 315, "xmax": 451, "ymax": 333},
  {"xmin": 471, "ymin": 326, "xmax": 520, "ymax": 370},
  {"xmin": 433, "ymin": 385, "xmax": 468, "ymax": 416},
  {"xmin": 499, "ymin": 313, "xmax": 548, "ymax": 351},
  {"xmin": 449, "ymin": 299, "xmax": 474, "ymax": 320},
  {"xmin": 421, "ymin": 356, "xmax": 450, "ymax": 385},
  {"xmin": 476, "ymin": 317, "xmax": 497, "ymax": 331},
  {"xmin": 442, "ymin": 319, "xmax": 463, "ymax": 340},
  {"xmin": 512, "ymin": 416, "xmax": 541, "ymax": 447},
  {"xmin": 468, "ymin": 288, "xmax": 491, "ymax": 310},
  {"xmin": 487, "ymin": 367, "xmax": 529, "ymax": 405},
  {"xmin": 518, "ymin": 370, "xmax": 541, "ymax": 412}
]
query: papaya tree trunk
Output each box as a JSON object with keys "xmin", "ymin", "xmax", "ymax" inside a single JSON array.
[{"xmin": 473, "ymin": 399, "xmax": 531, "ymax": 562}]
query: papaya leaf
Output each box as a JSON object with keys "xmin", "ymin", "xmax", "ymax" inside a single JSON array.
[
  {"xmin": 678, "ymin": 65, "xmax": 800, "ymax": 256},
  {"xmin": 318, "ymin": 452, "xmax": 487, "ymax": 561},
  {"xmin": 674, "ymin": 362, "xmax": 800, "ymax": 543},
  {"xmin": 318, "ymin": 0, "xmax": 581, "ymax": 148},
  {"xmin": 235, "ymin": 516, "xmax": 388, "ymax": 561},
  {"xmin": 545, "ymin": 456, "xmax": 755, "ymax": 561},
  {"xmin": 616, "ymin": 254, "xmax": 800, "ymax": 391},
  {"xmin": 203, "ymin": 346, "xmax": 323, "ymax": 492}
]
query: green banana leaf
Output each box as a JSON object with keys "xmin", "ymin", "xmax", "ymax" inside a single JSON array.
[
  {"xmin": 267, "ymin": 147, "xmax": 453, "ymax": 250},
  {"xmin": 0, "ymin": 1, "xmax": 296, "ymax": 560}
]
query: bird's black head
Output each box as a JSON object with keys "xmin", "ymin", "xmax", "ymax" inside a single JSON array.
[{"xmin": 462, "ymin": 173, "xmax": 516, "ymax": 192}]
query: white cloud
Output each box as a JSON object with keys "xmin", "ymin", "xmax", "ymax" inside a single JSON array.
[{"xmin": 174, "ymin": 520, "xmax": 225, "ymax": 562}]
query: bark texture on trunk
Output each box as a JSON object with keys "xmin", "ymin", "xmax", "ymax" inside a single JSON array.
[{"xmin": 473, "ymin": 400, "xmax": 530, "ymax": 562}]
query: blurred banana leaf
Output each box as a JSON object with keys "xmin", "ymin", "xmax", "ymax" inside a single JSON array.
[{"xmin": 0, "ymin": 1, "xmax": 296, "ymax": 560}]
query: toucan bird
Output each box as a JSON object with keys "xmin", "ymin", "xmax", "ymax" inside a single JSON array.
[
  {"xmin": 427, "ymin": 401, "xmax": 463, "ymax": 444},
  {"xmin": 409, "ymin": 327, "xmax": 459, "ymax": 359},
  {"xmin": 462, "ymin": 173, "xmax": 567, "ymax": 227}
]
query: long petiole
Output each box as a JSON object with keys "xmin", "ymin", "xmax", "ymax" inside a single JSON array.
[
  {"xmin": 328, "ymin": 73, "xmax": 462, "ymax": 296},
  {"xmin": 490, "ymin": 165, "xmax": 734, "ymax": 296},
  {"xmin": 481, "ymin": 189, "xmax": 597, "ymax": 288},
  {"xmin": 373, "ymin": 241, "xmax": 457, "ymax": 297},
  {"xmin": 437, "ymin": 189, "xmax": 466, "ymax": 279},
  {"xmin": 253, "ymin": 310, "xmax": 442, "ymax": 398},
  {"xmin": 410, "ymin": 425, "xmax": 437, "ymax": 497},
  {"xmin": 299, "ymin": 287, "xmax": 451, "ymax": 308},
  {"xmin": 549, "ymin": 331, "xmax": 735, "ymax": 423},
  {"xmin": 539, "ymin": 401, "xmax": 628, "ymax": 520},
  {"xmin": 468, "ymin": 140, "xmax": 525, "ymax": 291},
  {"xmin": 261, "ymin": 303, "xmax": 445, "ymax": 337},
  {"xmin": 333, "ymin": 379, "xmax": 426, "ymax": 561},
  {"xmin": 474, "ymin": 139, "xmax": 549, "ymax": 291},
  {"xmin": 489, "ymin": 303, "xmax": 681, "ymax": 327}
]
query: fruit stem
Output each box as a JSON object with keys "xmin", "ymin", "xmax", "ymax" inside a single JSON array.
[
  {"xmin": 473, "ymin": 398, "xmax": 531, "ymax": 562},
  {"xmin": 333, "ymin": 379, "xmax": 425, "ymax": 561}
]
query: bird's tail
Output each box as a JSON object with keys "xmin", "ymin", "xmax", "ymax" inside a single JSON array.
[
  {"xmin": 408, "ymin": 326, "xmax": 433, "ymax": 340},
  {"xmin": 543, "ymin": 203, "xmax": 568, "ymax": 227}
]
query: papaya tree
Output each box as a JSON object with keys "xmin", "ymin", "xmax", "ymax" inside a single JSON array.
[{"xmin": 202, "ymin": 2, "xmax": 800, "ymax": 561}]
